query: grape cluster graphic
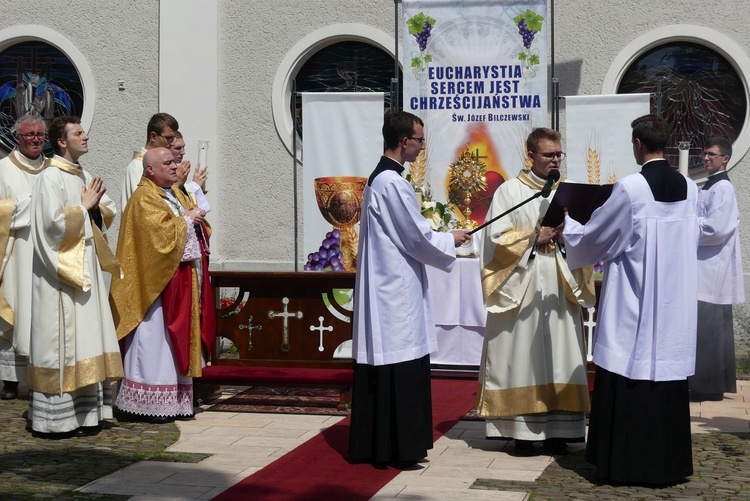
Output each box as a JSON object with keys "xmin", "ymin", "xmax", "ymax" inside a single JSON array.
[
  {"xmin": 407, "ymin": 12, "xmax": 436, "ymax": 71},
  {"xmin": 517, "ymin": 19, "xmax": 537, "ymax": 49},
  {"xmin": 304, "ymin": 229, "xmax": 344, "ymax": 271},
  {"xmin": 413, "ymin": 21, "xmax": 432, "ymax": 51}
]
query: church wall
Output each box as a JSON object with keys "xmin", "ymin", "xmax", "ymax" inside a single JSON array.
[
  {"xmin": 552, "ymin": 0, "xmax": 750, "ymax": 295},
  {"xmin": 214, "ymin": 0, "xmax": 750, "ymax": 280},
  {"xmin": 216, "ymin": 1, "xmax": 394, "ymax": 270},
  {"xmin": 1, "ymin": 1, "xmax": 749, "ymax": 287},
  {"xmin": 0, "ymin": 0, "xmax": 159, "ymax": 225}
]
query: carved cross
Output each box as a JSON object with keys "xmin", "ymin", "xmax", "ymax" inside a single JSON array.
[
  {"xmin": 583, "ymin": 307, "xmax": 597, "ymax": 362},
  {"xmin": 310, "ymin": 316, "xmax": 333, "ymax": 352},
  {"xmin": 239, "ymin": 315, "xmax": 262, "ymax": 351},
  {"xmin": 267, "ymin": 297, "xmax": 303, "ymax": 352}
]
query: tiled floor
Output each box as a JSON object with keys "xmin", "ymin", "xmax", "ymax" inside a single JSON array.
[{"xmin": 78, "ymin": 380, "xmax": 750, "ymax": 500}]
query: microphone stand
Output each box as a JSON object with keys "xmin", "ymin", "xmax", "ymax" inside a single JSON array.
[{"xmin": 468, "ymin": 190, "xmax": 546, "ymax": 235}]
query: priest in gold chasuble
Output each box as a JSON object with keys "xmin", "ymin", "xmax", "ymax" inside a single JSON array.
[
  {"xmin": 477, "ymin": 128, "xmax": 594, "ymax": 456},
  {"xmin": 28, "ymin": 116, "xmax": 123, "ymax": 435},
  {"xmin": 110, "ymin": 147, "xmax": 215, "ymax": 422}
]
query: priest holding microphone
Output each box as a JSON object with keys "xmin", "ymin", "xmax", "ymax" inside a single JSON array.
[{"xmin": 477, "ymin": 127, "xmax": 595, "ymax": 456}]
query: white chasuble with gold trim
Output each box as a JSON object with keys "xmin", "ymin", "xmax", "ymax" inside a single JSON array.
[
  {"xmin": 28, "ymin": 155, "xmax": 123, "ymax": 395},
  {"xmin": 477, "ymin": 172, "xmax": 592, "ymax": 440},
  {"xmin": 0, "ymin": 149, "xmax": 46, "ymax": 382}
]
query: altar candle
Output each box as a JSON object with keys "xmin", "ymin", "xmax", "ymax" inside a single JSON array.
[
  {"xmin": 678, "ymin": 141, "xmax": 690, "ymax": 176},
  {"xmin": 197, "ymin": 141, "xmax": 209, "ymax": 192},
  {"xmin": 198, "ymin": 140, "xmax": 209, "ymax": 167}
]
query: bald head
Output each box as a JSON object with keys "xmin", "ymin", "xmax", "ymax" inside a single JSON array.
[{"xmin": 143, "ymin": 147, "xmax": 177, "ymax": 188}]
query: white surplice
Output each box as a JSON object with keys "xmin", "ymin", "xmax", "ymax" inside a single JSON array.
[
  {"xmin": 564, "ymin": 172, "xmax": 699, "ymax": 381},
  {"xmin": 690, "ymin": 173, "xmax": 745, "ymax": 397},
  {"xmin": 697, "ymin": 175, "xmax": 745, "ymax": 305},
  {"xmin": 28, "ymin": 155, "xmax": 123, "ymax": 433},
  {"xmin": 0, "ymin": 149, "xmax": 45, "ymax": 383},
  {"xmin": 120, "ymin": 148, "xmax": 146, "ymax": 210},
  {"xmin": 478, "ymin": 172, "xmax": 593, "ymax": 440},
  {"xmin": 352, "ymin": 159, "xmax": 456, "ymax": 367}
]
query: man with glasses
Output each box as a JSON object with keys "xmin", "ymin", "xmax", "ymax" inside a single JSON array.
[
  {"xmin": 689, "ymin": 137, "xmax": 745, "ymax": 401},
  {"xmin": 349, "ymin": 111, "xmax": 471, "ymax": 468},
  {"xmin": 478, "ymin": 127, "xmax": 594, "ymax": 456},
  {"xmin": 121, "ymin": 113, "xmax": 179, "ymax": 209},
  {"xmin": 0, "ymin": 115, "xmax": 48, "ymax": 401}
]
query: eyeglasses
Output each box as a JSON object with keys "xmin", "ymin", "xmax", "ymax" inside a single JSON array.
[
  {"xmin": 408, "ymin": 136, "xmax": 426, "ymax": 144},
  {"xmin": 17, "ymin": 132, "xmax": 46, "ymax": 140},
  {"xmin": 159, "ymin": 134, "xmax": 177, "ymax": 145},
  {"xmin": 533, "ymin": 151, "xmax": 566, "ymax": 160},
  {"xmin": 703, "ymin": 151, "xmax": 725, "ymax": 158}
]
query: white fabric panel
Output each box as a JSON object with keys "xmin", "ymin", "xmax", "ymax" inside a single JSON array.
[
  {"xmin": 564, "ymin": 94, "xmax": 651, "ymax": 184},
  {"xmin": 425, "ymin": 257, "xmax": 485, "ymax": 328},
  {"xmin": 301, "ymin": 92, "xmax": 384, "ymax": 259},
  {"xmin": 425, "ymin": 257, "xmax": 486, "ymax": 366}
]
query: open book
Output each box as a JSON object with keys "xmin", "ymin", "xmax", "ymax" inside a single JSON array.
[{"xmin": 541, "ymin": 182, "xmax": 613, "ymax": 227}]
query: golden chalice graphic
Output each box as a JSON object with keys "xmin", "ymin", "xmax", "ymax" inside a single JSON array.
[{"xmin": 314, "ymin": 176, "xmax": 367, "ymax": 271}]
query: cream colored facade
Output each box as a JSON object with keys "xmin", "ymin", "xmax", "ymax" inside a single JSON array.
[{"xmin": 0, "ymin": 0, "xmax": 749, "ymax": 289}]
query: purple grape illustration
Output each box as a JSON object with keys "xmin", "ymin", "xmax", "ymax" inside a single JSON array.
[
  {"xmin": 413, "ymin": 20, "xmax": 432, "ymax": 52},
  {"xmin": 513, "ymin": 10, "xmax": 544, "ymax": 72},
  {"xmin": 407, "ymin": 12, "xmax": 436, "ymax": 70},
  {"xmin": 517, "ymin": 19, "xmax": 537, "ymax": 49},
  {"xmin": 304, "ymin": 229, "xmax": 345, "ymax": 272}
]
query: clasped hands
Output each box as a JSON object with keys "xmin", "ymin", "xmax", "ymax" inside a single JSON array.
[{"xmin": 176, "ymin": 161, "xmax": 208, "ymax": 191}]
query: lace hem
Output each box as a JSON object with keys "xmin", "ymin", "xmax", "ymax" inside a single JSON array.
[
  {"xmin": 115, "ymin": 378, "xmax": 193, "ymax": 417},
  {"xmin": 182, "ymin": 216, "xmax": 201, "ymax": 261}
]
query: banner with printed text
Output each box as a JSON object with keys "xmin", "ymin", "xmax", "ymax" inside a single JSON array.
[{"xmin": 402, "ymin": 0, "xmax": 547, "ymax": 226}]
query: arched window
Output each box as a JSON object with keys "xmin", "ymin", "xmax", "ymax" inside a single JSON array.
[
  {"xmin": 0, "ymin": 26, "xmax": 95, "ymax": 157},
  {"xmin": 292, "ymin": 41, "xmax": 401, "ymax": 139},
  {"xmin": 618, "ymin": 42, "xmax": 746, "ymax": 176},
  {"xmin": 602, "ymin": 25, "xmax": 750, "ymax": 179},
  {"xmin": 271, "ymin": 24, "xmax": 397, "ymax": 159}
]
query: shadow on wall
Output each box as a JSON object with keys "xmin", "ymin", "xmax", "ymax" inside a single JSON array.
[{"xmin": 552, "ymin": 59, "xmax": 584, "ymax": 97}]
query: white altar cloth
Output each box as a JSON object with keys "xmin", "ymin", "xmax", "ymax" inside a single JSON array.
[{"xmin": 426, "ymin": 257, "xmax": 486, "ymax": 366}]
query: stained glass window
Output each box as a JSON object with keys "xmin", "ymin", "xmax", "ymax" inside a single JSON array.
[
  {"xmin": 0, "ymin": 41, "xmax": 85, "ymax": 156},
  {"xmin": 618, "ymin": 42, "xmax": 746, "ymax": 175},
  {"xmin": 292, "ymin": 41, "xmax": 401, "ymax": 139}
]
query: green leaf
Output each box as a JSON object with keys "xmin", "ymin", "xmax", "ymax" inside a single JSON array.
[
  {"xmin": 332, "ymin": 288, "xmax": 352, "ymax": 307},
  {"xmin": 527, "ymin": 13, "xmax": 544, "ymax": 32},
  {"xmin": 518, "ymin": 52, "xmax": 527, "ymax": 61},
  {"xmin": 411, "ymin": 57, "xmax": 422, "ymax": 69},
  {"xmin": 513, "ymin": 9, "xmax": 544, "ymax": 32},
  {"xmin": 424, "ymin": 54, "xmax": 432, "ymax": 64},
  {"xmin": 529, "ymin": 54, "xmax": 540, "ymax": 66},
  {"xmin": 407, "ymin": 12, "xmax": 429, "ymax": 34}
]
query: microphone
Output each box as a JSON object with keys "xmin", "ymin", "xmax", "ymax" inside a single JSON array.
[{"xmin": 540, "ymin": 169, "xmax": 561, "ymax": 198}]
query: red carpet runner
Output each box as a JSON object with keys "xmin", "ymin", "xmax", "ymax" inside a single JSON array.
[{"xmin": 212, "ymin": 377, "xmax": 478, "ymax": 500}]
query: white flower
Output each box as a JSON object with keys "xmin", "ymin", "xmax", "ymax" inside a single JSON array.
[
  {"xmin": 429, "ymin": 212, "xmax": 442, "ymax": 230},
  {"xmin": 423, "ymin": 200, "xmax": 437, "ymax": 210}
]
